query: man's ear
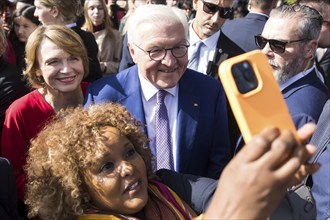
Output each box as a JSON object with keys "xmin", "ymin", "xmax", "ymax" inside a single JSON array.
[
  {"xmin": 193, "ymin": 0, "xmax": 198, "ymax": 10},
  {"xmin": 128, "ymin": 42, "xmax": 138, "ymax": 63},
  {"xmin": 305, "ymin": 39, "xmax": 318, "ymax": 60}
]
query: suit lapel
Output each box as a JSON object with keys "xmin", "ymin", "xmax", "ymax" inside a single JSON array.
[
  {"xmin": 117, "ymin": 67, "xmax": 147, "ymax": 131},
  {"xmin": 282, "ymin": 69, "xmax": 319, "ymax": 99},
  {"xmin": 176, "ymin": 72, "xmax": 200, "ymax": 167}
]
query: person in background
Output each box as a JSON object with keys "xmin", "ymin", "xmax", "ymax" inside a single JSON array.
[
  {"xmin": 85, "ymin": 4, "xmax": 231, "ymax": 179},
  {"xmin": 25, "ymin": 102, "xmax": 319, "ymax": 220},
  {"xmin": 7, "ymin": 5, "xmax": 40, "ymax": 72},
  {"xmin": 222, "ymin": 0, "xmax": 278, "ymax": 52},
  {"xmin": 308, "ymin": 98, "xmax": 330, "ymax": 220},
  {"xmin": 34, "ymin": 0, "xmax": 102, "ymax": 82},
  {"xmin": 167, "ymin": 0, "xmax": 179, "ymax": 6},
  {"xmin": 108, "ymin": 0, "xmax": 127, "ymax": 30},
  {"xmin": 83, "ymin": 0, "xmax": 122, "ymax": 76},
  {"xmin": 0, "ymin": 157, "xmax": 21, "ymax": 220},
  {"xmin": 188, "ymin": 0, "xmax": 245, "ymax": 155},
  {"xmin": 1, "ymin": 25, "xmax": 89, "ymax": 219},
  {"xmin": 0, "ymin": 26, "xmax": 29, "ymax": 151},
  {"xmin": 16, "ymin": 0, "xmax": 35, "ymax": 11},
  {"xmin": 178, "ymin": 0, "xmax": 195, "ymax": 21},
  {"xmin": 299, "ymin": 0, "xmax": 330, "ymax": 90}
]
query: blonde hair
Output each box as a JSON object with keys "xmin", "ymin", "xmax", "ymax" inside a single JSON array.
[
  {"xmin": 23, "ymin": 25, "xmax": 89, "ymax": 87},
  {"xmin": 37, "ymin": 0, "xmax": 81, "ymax": 23},
  {"xmin": 83, "ymin": 0, "xmax": 115, "ymax": 40},
  {"xmin": 25, "ymin": 103, "xmax": 153, "ymax": 220}
]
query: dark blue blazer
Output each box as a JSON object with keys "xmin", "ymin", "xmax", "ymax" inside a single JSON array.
[
  {"xmin": 283, "ymin": 69, "xmax": 329, "ymax": 128},
  {"xmin": 84, "ymin": 65, "xmax": 231, "ymax": 179},
  {"xmin": 222, "ymin": 13, "xmax": 268, "ymax": 52},
  {"xmin": 0, "ymin": 157, "xmax": 20, "ymax": 220}
]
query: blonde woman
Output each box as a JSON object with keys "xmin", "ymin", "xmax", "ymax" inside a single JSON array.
[
  {"xmin": 83, "ymin": 0, "xmax": 122, "ymax": 75},
  {"xmin": 1, "ymin": 25, "xmax": 89, "ymax": 218}
]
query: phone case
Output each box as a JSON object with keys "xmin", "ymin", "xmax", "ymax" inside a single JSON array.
[{"xmin": 218, "ymin": 50, "xmax": 297, "ymax": 143}]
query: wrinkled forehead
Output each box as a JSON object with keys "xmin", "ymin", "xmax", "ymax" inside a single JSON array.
[{"xmin": 135, "ymin": 15, "xmax": 186, "ymax": 42}]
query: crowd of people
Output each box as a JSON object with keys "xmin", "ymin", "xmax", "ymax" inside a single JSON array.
[{"xmin": 0, "ymin": 0, "xmax": 329, "ymax": 220}]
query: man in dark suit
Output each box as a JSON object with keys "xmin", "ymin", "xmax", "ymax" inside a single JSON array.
[
  {"xmin": 187, "ymin": 0, "xmax": 246, "ymax": 154},
  {"xmin": 0, "ymin": 157, "xmax": 20, "ymax": 220},
  {"xmin": 222, "ymin": 0, "xmax": 278, "ymax": 52},
  {"xmin": 85, "ymin": 4, "xmax": 231, "ymax": 179},
  {"xmin": 188, "ymin": 0, "xmax": 245, "ymax": 78},
  {"xmin": 259, "ymin": 4, "xmax": 329, "ymax": 128}
]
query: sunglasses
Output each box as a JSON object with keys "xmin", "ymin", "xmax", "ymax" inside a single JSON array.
[
  {"xmin": 255, "ymin": 35, "xmax": 306, "ymax": 54},
  {"xmin": 201, "ymin": 0, "xmax": 234, "ymax": 19}
]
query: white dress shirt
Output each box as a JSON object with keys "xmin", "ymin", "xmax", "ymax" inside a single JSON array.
[
  {"xmin": 138, "ymin": 72, "xmax": 179, "ymax": 171},
  {"xmin": 188, "ymin": 20, "xmax": 220, "ymax": 74}
]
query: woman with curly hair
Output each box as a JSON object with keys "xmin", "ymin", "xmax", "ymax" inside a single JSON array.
[{"xmin": 25, "ymin": 103, "xmax": 319, "ymax": 220}]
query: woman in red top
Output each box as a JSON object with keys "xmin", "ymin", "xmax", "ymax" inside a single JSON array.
[{"xmin": 1, "ymin": 24, "xmax": 89, "ymax": 218}]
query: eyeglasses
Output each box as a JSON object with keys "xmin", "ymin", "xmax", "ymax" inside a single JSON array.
[
  {"xmin": 201, "ymin": 0, "xmax": 234, "ymax": 19},
  {"xmin": 255, "ymin": 35, "xmax": 306, "ymax": 54},
  {"xmin": 134, "ymin": 43, "xmax": 190, "ymax": 61}
]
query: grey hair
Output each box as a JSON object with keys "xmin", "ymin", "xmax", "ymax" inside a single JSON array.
[
  {"xmin": 270, "ymin": 4, "xmax": 323, "ymax": 41},
  {"xmin": 127, "ymin": 4, "xmax": 188, "ymax": 45}
]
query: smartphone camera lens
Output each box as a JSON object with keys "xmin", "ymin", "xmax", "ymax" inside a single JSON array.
[{"xmin": 232, "ymin": 61, "xmax": 258, "ymax": 94}]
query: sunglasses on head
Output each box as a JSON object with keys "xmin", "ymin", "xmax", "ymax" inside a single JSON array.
[
  {"xmin": 201, "ymin": 0, "xmax": 233, "ymax": 19},
  {"xmin": 255, "ymin": 35, "xmax": 306, "ymax": 54}
]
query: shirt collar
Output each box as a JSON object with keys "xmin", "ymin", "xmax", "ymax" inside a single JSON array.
[
  {"xmin": 189, "ymin": 19, "xmax": 221, "ymax": 49},
  {"xmin": 280, "ymin": 66, "xmax": 314, "ymax": 91},
  {"xmin": 138, "ymin": 70, "xmax": 178, "ymax": 101},
  {"xmin": 66, "ymin": 22, "xmax": 77, "ymax": 28}
]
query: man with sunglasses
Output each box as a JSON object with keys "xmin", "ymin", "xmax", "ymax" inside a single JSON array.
[
  {"xmin": 257, "ymin": 4, "xmax": 329, "ymax": 130},
  {"xmin": 85, "ymin": 5, "xmax": 231, "ymax": 180},
  {"xmin": 188, "ymin": 0, "xmax": 244, "ymax": 77},
  {"xmin": 188, "ymin": 0, "xmax": 245, "ymax": 155},
  {"xmin": 222, "ymin": 0, "xmax": 278, "ymax": 52}
]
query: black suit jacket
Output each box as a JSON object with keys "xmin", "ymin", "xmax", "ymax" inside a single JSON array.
[
  {"xmin": 71, "ymin": 26, "xmax": 102, "ymax": 82},
  {"xmin": 316, "ymin": 48, "xmax": 330, "ymax": 90},
  {"xmin": 0, "ymin": 157, "xmax": 20, "ymax": 220},
  {"xmin": 0, "ymin": 57, "xmax": 30, "ymax": 147},
  {"xmin": 207, "ymin": 31, "xmax": 245, "ymax": 79},
  {"xmin": 156, "ymin": 169, "xmax": 217, "ymax": 214},
  {"xmin": 208, "ymin": 32, "xmax": 245, "ymax": 155},
  {"xmin": 222, "ymin": 13, "xmax": 268, "ymax": 52}
]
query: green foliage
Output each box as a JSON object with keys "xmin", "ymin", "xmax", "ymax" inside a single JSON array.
[{"xmin": 283, "ymin": 0, "xmax": 298, "ymax": 4}]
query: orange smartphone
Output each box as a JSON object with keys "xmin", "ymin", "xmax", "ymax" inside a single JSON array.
[{"xmin": 218, "ymin": 50, "xmax": 297, "ymax": 143}]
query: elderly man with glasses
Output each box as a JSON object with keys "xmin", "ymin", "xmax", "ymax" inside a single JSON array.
[
  {"xmin": 257, "ymin": 4, "xmax": 329, "ymax": 129},
  {"xmin": 84, "ymin": 4, "xmax": 231, "ymax": 180}
]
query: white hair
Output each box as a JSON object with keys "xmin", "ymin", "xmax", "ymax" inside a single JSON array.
[{"xmin": 127, "ymin": 4, "xmax": 188, "ymax": 44}]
